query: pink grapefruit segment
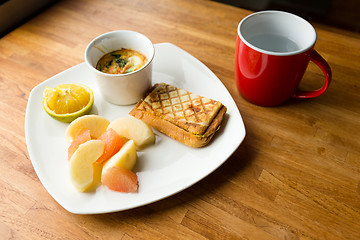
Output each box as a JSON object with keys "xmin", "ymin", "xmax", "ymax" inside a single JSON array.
[
  {"xmin": 96, "ymin": 128, "xmax": 126, "ymax": 164},
  {"xmin": 68, "ymin": 129, "xmax": 91, "ymax": 160},
  {"xmin": 101, "ymin": 166, "xmax": 138, "ymax": 193}
]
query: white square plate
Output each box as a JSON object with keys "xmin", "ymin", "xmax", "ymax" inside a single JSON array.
[{"xmin": 25, "ymin": 43, "xmax": 246, "ymax": 214}]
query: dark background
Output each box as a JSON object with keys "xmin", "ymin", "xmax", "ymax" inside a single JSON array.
[
  {"xmin": 1, "ymin": 0, "xmax": 360, "ymax": 38},
  {"xmin": 213, "ymin": 0, "xmax": 360, "ymax": 32}
]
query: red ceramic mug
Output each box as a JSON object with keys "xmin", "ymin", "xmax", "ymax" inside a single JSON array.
[{"xmin": 235, "ymin": 11, "xmax": 332, "ymax": 106}]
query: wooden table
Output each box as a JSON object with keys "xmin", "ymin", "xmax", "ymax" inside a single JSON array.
[{"xmin": 1, "ymin": 0, "xmax": 359, "ymax": 239}]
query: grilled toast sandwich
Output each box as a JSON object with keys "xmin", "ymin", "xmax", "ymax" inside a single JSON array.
[{"xmin": 129, "ymin": 83, "xmax": 227, "ymax": 147}]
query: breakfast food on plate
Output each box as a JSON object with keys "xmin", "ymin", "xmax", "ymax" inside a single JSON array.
[
  {"xmin": 107, "ymin": 116, "xmax": 155, "ymax": 148},
  {"xmin": 43, "ymin": 83, "xmax": 94, "ymax": 123},
  {"xmin": 101, "ymin": 166, "xmax": 138, "ymax": 193},
  {"xmin": 65, "ymin": 115, "xmax": 110, "ymax": 142},
  {"xmin": 96, "ymin": 128, "xmax": 126, "ymax": 164},
  {"xmin": 69, "ymin": 140, "xmax": 105, "ymax": 192},
  {"xmin": 96, "ymin": 48, "xmax": 147, "ymax": 74},
  {"xmin": 65, "ymin": 115, "xmax": 154, "ymax": 193},
  {"xmin": 68, "ymin": 129, "xmax": 91, "ymax": 160},
  {"xmin": 102, "ymin": 140, "xmax": 137, "ymax": 173},
  {"xmin": 129, "ymin": 83, "xmax": 227, "ymax": 147}
]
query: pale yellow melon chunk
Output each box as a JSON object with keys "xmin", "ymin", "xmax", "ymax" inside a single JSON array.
[
  {"xmin": 108, "ymin": 116, "xmax": 155, "ymax": 148},
  {"xmin": 65, "ymin": 115, "xmax": 110, "ymax": 142},
  {"xmin": 69, "ymin": 140, "xmax": 105, "ymax": 192},
  {"xmin": 102, "ymin": 140, "xmax": 137, "ymax": 176}
]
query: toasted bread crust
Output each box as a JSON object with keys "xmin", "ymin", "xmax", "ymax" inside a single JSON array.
[
  {"xmin": 141, "ymin": 83, "xmax": 223, "ymax": 135},
  {"xmin": 129, "ymin": 84, "xmax": 227, "ymax": 147}
]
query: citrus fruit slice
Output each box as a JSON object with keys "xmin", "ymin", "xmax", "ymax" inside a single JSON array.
[
  {"xmin": 68, "ymin": 129, "xmax": 91, "ymax": 160},
  {"xmin": 108, "ymin": 116, "xmax": 155, "ymax": 148},
  {"xmin": 101, "ymin": 166, "xmax": 138, "ymax": 193},
  {"xmin": 65, "ymin": 115, "xmax": 110, "ymax": 143},
  {"xmin": 96, "ymin": 128, "xmax": 127, "ymax": 164},
  {"xmin": 43, "ymin": 83, "xmax": 94, "ymax": 123},
  {"xmin": 69, "ymin": 140, "xmax": 105, "ymax": 192}
]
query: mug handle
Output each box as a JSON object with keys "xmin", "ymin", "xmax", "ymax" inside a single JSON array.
[{"xmin": 293, "ymin": 50, "xmax": 332, "ymax": 98}]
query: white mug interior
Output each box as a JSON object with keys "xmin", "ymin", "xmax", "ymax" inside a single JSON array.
[{"xmin": 238, "ymin": 11, "xmax": 317, "ymax": 56}]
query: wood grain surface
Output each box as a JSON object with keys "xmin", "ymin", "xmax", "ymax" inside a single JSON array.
[{"xmin": 1, "ymin": 0, "xmax": 359, "ymax": 239}]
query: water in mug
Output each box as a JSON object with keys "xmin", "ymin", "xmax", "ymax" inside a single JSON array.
[{"xmin": 248, "ymin": 34, "xmax": 300, "ymax": 53}]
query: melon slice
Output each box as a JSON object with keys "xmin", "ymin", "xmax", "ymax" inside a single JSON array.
[
  {"xmin": 69, "ymin": 140, "xmax": 105, "ymax": 192},
  {"xmin": 102, "ymin": 139, "xmax": 137, "ymax": 172},
  {"xmin": 108, "ymin": 116, "xmax": 155, "ymax": 148},
  {"xmin": 65, "ymin": 115, "xmax": 110, "ymax": 142}
]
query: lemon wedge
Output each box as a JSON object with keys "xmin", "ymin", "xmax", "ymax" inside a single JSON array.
[{"xmin": 43, "ymin": 84, "xmax": 94, "ymax": 123}]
